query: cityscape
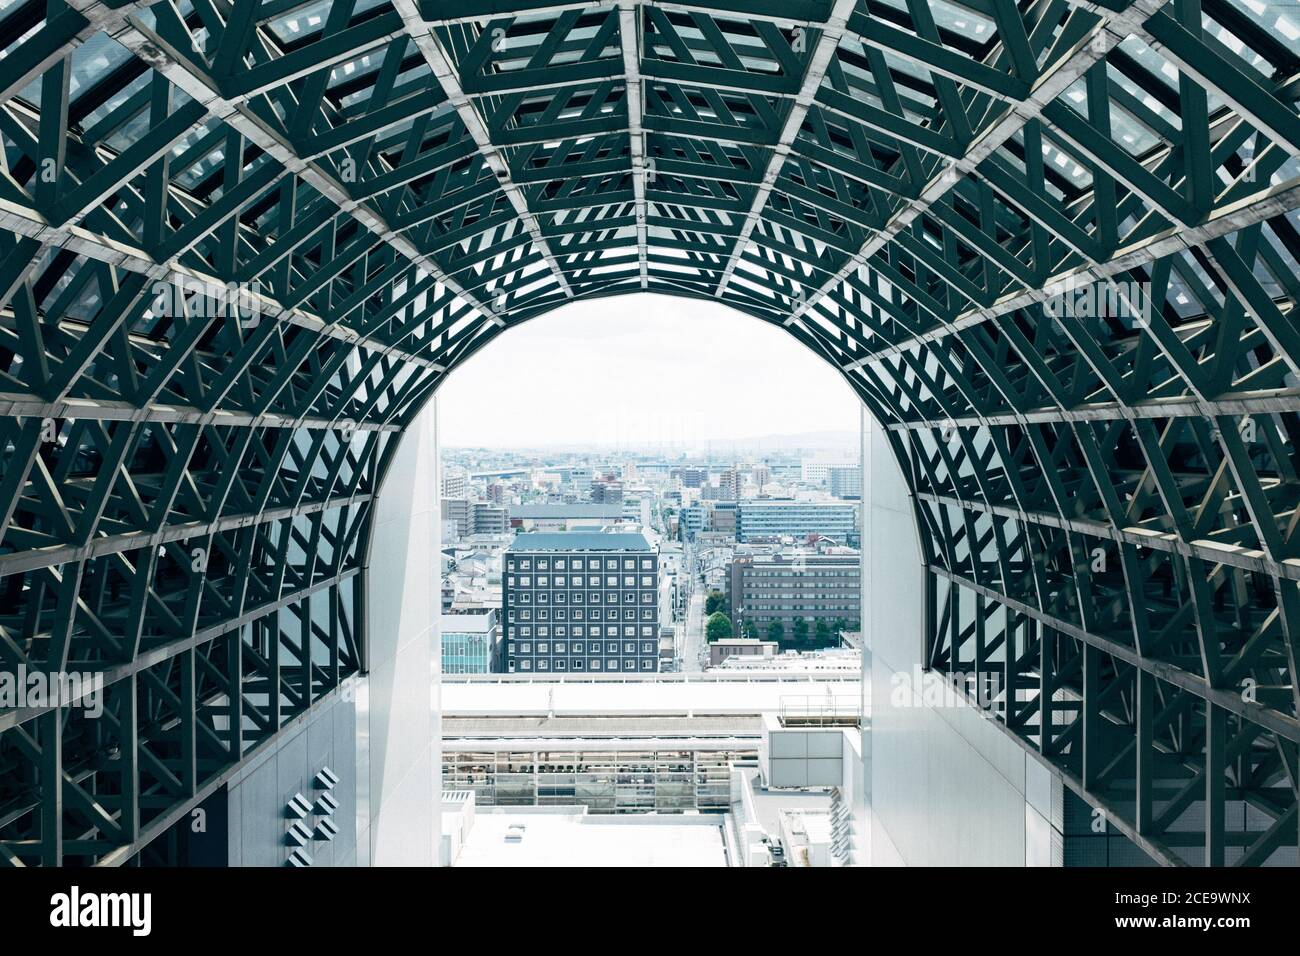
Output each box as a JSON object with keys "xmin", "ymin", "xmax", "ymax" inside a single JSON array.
[
  {"xmin": 435, "ymin": 431, "xmax": 868, "ymax": 866},
  {"xmin": 439, "ymin": 437, "xmax": 864, "ymax": 677}
]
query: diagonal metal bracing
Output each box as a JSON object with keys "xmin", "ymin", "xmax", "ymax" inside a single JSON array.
[
  {"xmin": 928, "ymin": 563, "xmax": 1300, "ymax": 745},
  {"xmin": 788, "ymin": 0, "xmax": 1171, "ymax": 328},
  {"xmin": 884, "ymin": 393, "xmax": 1300, "ymax": 429},
  {"xmin": 0, "ymin": 192, "xmax": 449, "ymax": 373},
  {"xmin": 389, "ymin": 0, "xmax": 574, "ymax": 298},
  {"xmin": 423, "ymin": 2, "xmax": 836, "ymax": 27},
  {"xmin": 919, "ymin": 488, "xmax": 1300, "ymax": 583},
  {"xmin": 0, "ymin": 0, "xmax": 158, "ymax": 104},
  {"xmin": 0, "ymin": 394, "xmax": 402, "ymax": 432},
  {"xmin": 925, "ymin": 564, "xmax": 1279, "ymax": 869},
  {"xmin": 839, "ymin": 175, "xmax": 1300, "ymax": 372},
  {"xmin": 0, "ymin": 566, "xmax": 365, "ymax": 735},
  {"xmin": 713, "ymin": 0, "xmax": 857, "ymax": 297},
  {"xmin": 0, "ymin": 492, "xmax": 374, "ymax": 581},
  {"xmin": 110, "ymin": 11, "xmax": 507, "ymax": 327}
]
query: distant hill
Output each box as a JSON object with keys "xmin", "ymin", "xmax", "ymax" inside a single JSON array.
[{"xmin": 717, "ymin": 430, "xmax": 858, "ymax": 453}]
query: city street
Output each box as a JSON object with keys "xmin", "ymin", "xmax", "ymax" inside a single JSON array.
[{"xmin": 679, "ymin": 587, "xmax": 707, "ymax": 672}]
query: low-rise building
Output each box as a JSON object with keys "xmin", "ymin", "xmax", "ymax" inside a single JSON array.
[
  {"xmin": 709, "ymin": 638, "xmax": 779, "ymax": 668},
  {"xmin": 442, "ymin": 497, "xmax": 471, "ymax": 539},
  {"xmin": 442, "ymin": 471, "xmax": 468, "ymax": 499},
  {"xmin": 728, "ymin": 549, "xmax": 861, "ymax": 642},
  {"xmin": 443, "ymin": 499, "xmax": 511, "ymax": 539},
  {"xmin": 447, "ymin": 581, "xmax": 503, "ymax": 614},
  {"xmin": 510, "ymin": 502, "xmax": 624, "ymax": 531},
  {"xmin": 441, "ymin": 611, "xmax": 502, "ymax": 674},
  {"xmin": 439, "ymin": 671, "xmax": 864, "ymax": 866},
  {"xmin": 828, "ymin": 466, "xmax": 862, "ymax": 499},
  {"xmin": 471, "ymin": 502, "xmax": 509, "ymax": 536},
  {"xmin": 672, "ymin": 467, "xmax": 708, "ymax": 488},
  {"xmin": 800, "ymin": 458, "xmax": 855, "ymax": 486},
  {"xmin": 736, "ymin": 499, "xmax": 859, "ymax": 545}
]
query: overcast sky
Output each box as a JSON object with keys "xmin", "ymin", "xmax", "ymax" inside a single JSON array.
[{"xmin": 436, "ymin": 294, "xmax": 860, "ymax": 448}]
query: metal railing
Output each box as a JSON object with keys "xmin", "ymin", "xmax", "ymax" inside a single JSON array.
[
  {"xmin": 777, "ymin": 695, "xmax": 862, "ymax": 726},
  {"xmin": 442, "ymin": 672, "xmax": 859, "ymax": 685}
]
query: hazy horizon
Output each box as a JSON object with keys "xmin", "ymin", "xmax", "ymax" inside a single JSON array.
[
  {"xmin": 437, "ymin": 295, "xmax": 860, "ymax": 448},
  {"xmin": 441, "ymin": 427, "xmax": 858, "ymax": 455}
]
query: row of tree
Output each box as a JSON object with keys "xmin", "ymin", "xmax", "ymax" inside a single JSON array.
[
  {"xmin": 704, "ymin": 611, "xmax": 858, "ymax": 648},
  {"xmin": 705, "ymin": 590, "xmax": 734, "ymax": 642}
]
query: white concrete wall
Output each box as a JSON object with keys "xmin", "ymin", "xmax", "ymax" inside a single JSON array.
[
  {"xmin": 360, "ymin": 398, "xmax": 441, "ymax": 866},
  {"xmin": 764, "ymin": 723, "xmax": 846, "ymax": 788},
  {"xmin": 863, "ymin": 411, "xmax": 1056, "ymax": 866},
  {"xmin": 226, "ymin": 685, "xmax": 362, "ymax": 866}
]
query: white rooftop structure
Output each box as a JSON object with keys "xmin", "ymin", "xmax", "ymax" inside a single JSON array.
[
  {"xmin": 440, "ymin": 673, "xmax": 862, "ymax": 717},
  {"xmin": 780, "ymin": 809, "xmax": 835, "ymax": 867},
  {"xmin": 453, "ymin": 809, "xmax": 726, "ymax": 867},
  {"xmin": 714, "ymin": 649, "xmax": 862, "ymax": 674},
  {"xmin": 439, "ymin": 671, "xmax": 868, "ymax": 866}
]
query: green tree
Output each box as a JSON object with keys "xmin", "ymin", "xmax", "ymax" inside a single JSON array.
[
  {"xmin": 705, "ymin": 612, "xmax": 733, "ymax": 642},
  {"xmin": 814, "ymin": 618, "xmax": 832, "ymax": 646},
  {"xmin": 704, "ymin": 590, "xmax": 726, "ymax": 615},
  {"xmin": 742, "ymin": 618, "xmax": 758, "ymax": 640},
  {"xmin": 767, "ymin": 620, "xmax": 784, "ymax": 643},
  {"xmin": 792, "ymin": 617, "xmax": 809, "ymax": 644}
]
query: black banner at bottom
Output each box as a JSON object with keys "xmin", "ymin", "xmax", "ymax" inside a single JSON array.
[{"xmin": 0, "ymin": 864, "xmax": 1283, "ymax": 944}]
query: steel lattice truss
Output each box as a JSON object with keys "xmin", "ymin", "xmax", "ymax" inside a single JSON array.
[{"xmin": 0, "ymin": 0, "xmax": 1298, "ymax": 866}]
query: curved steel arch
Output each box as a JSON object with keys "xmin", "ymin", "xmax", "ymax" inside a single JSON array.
[{"xmin": 0, "ymin": 0, "xmax": 1298, "ymax": 866}]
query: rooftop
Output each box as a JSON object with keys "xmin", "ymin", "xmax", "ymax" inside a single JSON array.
[
  {"xmin": 512, "ymin": 503, "xmax": 624, "ymax": 517},
  {"xmin": 452, "ymin": 810, "xmax": 726, "ymax": 867},
  {"xmin": 439, "ymin": 612, "xmax": 497, "ymax": 633},
  {"xmin": 443, "ymin": 713, "xmax": 761, "ymax": 741},
  {"xmin": 440, "ymin": 673, "xmax": 862, "ymax": 718},
  {"xmin": 742, "ymin": 550, "xmax": 861, "ymax": 565},
  {"xmin": 739, "ymin": 499, "xmax": 856, "ymax": 508},
  {"xmin": 507, "ymin": 531, "xmax": 652, "ymax": 552},
  {"xmin": 737, "ymin": 765, "xmax": 834, "ymax": 836}
]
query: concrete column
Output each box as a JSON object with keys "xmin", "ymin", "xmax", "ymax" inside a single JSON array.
[
  {"xmin": 360, "ymin": 397, "xmax": 441, "ymax": 865},
  {"xmin": 862, "ymin": 409, "xmax": 1055, "ymax": 865}
]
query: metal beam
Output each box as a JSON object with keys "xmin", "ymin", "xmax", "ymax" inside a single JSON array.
[
  {"xmin": 389, "ymin": 0, "xmax": 575, "ymax": 298},
  {"xmin": 714, "ymin": 0, "xmax": 856, "ymax": 297},
  {"xmin": 619, "ymin": 2, "xmax": 649, "ymax": 288},
  {"xmin": 788, "ymin": 0, "xmax": 1171, "ymax": 328},
  {"xmin": 116, "ymin": 12, "xmax": 508, "ymax": 328}
]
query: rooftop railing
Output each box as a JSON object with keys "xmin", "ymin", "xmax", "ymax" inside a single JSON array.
[
  {"xmin": 777, "ymin": 695, "xmax": 862, "ymax": 727},
  {"xmin": 442, "ymin": 671, "xmax": 860, "ymax": 685}
]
